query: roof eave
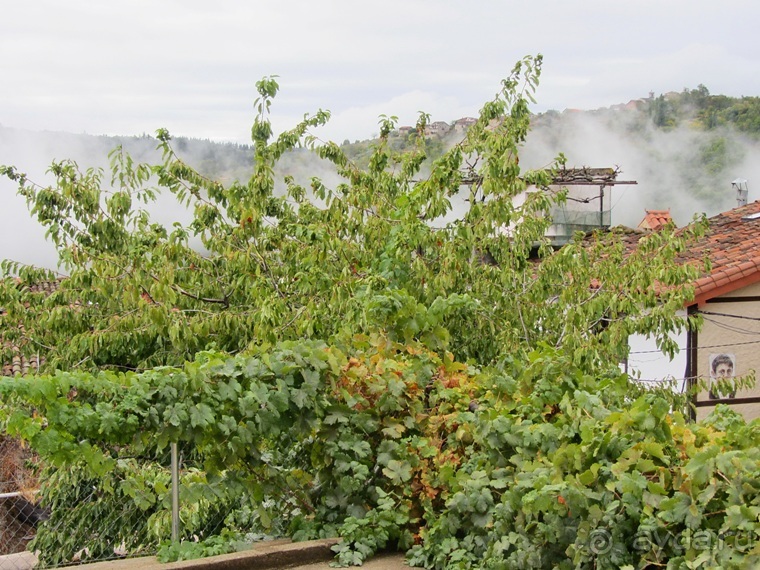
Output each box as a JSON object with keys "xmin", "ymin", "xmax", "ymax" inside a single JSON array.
[{"xmin": 691, "ymin": 266, "xmax": 760, "ymax": 307}]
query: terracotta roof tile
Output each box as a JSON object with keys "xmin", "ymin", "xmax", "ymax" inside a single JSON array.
[
  {"xmin": 723, "ymin": 265, "xmax": 742, "ymax": 277},
  {"xmin": 591, "ymin": 201, "xmax": 760, "ymax": 305},
  {"xmin": 1, "ymin": 279, "xmax": 59, "ymax": 376},
  {"xmin": 637, "ymin": 209, "xmax": 673, "ymax": 231},
  {"xmin": 1, "ymin": 353, "xmax": 43, "ymax": 377},
  {"xmin": 677, "ymin": 201, "xmax": 760, "ymax": 302},
  {"xmin": 714, "ymin": 276, "xmax": 731, "ymax": 289}
]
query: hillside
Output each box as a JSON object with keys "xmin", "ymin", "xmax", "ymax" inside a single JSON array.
[
  {"xmin": 524, "ymin": 87, "xmax": 760, "ymax": 226},
  {"xmin": 2, "ymin": 84, "xmax": 760, "ymax": 243},
  {"xmin": 341, "ymin": 86, "xmax": 760, "ymax": 227}
]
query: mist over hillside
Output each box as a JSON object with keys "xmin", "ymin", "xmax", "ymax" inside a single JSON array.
[
  {"xmin": 521, "ymin": 108, "xmax": 760, "ymax": 227},
  {"xmin": 0, "ymin": 127, "xmax": 338, "ymax": 269},
  {"xmin": 2, "ymin": 87, "xmax": 760, "ymax": 269}
]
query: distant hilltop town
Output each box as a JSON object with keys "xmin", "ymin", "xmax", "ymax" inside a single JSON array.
[
  {"xmin": 400, "ymin": 90, "xmax": 695, "ymax": 136},
  {"xmin": 396, "ymin": 116, "xmax": 478, "ymax": 137}
]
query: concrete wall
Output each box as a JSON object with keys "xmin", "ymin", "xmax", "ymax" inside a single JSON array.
[{"xmin": 694, "ymin": 281, "xmax": 760, "ymax": 421}]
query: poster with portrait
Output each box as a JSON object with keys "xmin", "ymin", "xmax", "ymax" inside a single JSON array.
[{"xmin": 708, "ymin": 353, "xmax": 736, "ymax": 400}]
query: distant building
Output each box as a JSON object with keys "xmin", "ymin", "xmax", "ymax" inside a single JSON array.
[
  {"xmin": 424, "ymin": 121, "xmax": 451, "ymax": 136},
  {"xmin": 453, "ymin": 117, "xmax": 477, "ymax": 132}
]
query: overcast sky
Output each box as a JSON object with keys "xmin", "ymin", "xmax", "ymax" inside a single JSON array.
[{"xmin": 3, "ymin": 1, "xmax": 760, "ymax": 144}]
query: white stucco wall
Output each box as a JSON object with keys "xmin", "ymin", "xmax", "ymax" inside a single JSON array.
[{"xmin": 624, "ymin": 310, "xmax": 688, "ymax": 392}]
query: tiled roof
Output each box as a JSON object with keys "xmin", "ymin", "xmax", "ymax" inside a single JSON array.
[
  {"xmin": 1, "ymin": 353, "xmax": 43, "ymax": 377},
  {"xmin": 1, "ymin": 279, "xmax": 59, "ymax": 377},
  {"xmin": 581, "ymin": 201, "xmax": 760, "ymax": 306},
  {"xmin": 678, "ymin": 201, "xmax": 760, "ymax": 305},
  {"xmin": 637, "ymin": 209, "xmax": 673, "ymax": 231}
]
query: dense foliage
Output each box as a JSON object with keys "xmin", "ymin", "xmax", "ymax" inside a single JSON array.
[
  {"xmin": 0, "ymin": 56, "xmax": 702, "ymax": 375},
  {"xmin": 2, "ymin": 55, "xmax": 758, "ymax": 568},
  {"xmin": 646, "ymin": 85, "xmax": 760, "ymax": 135},
  {"xmin": 1, "ymin": 340, "xmax": 758, "ymax": 568}
]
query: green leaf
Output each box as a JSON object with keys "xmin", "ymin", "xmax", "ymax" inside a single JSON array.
[
  {"xmin": 382, "ymin": 460, "xmax": 412, "ymax": 484},
  {"xmin": 190, "ymin": 403, "xmax": 215, "ymax": 428}
]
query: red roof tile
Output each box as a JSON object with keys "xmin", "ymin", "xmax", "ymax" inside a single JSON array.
[
  {"xmin": 637, "ymin": 209, "xmax": 673, "ymax": 231},
  {"xmin": 586, "ymin": 201, "xmax": 760, "ymax": 305},
  {"xmin": 1, "ymin": 279, "xmax": 59, "ymax": 376},
  {"xmin": 673, "ymin": 201, "xmax": 760, "ymax": 304}
]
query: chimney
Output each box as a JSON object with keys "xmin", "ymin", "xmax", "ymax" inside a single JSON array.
[
  {"xmin": 732, "ymin": 178, "xmax": 749, "ymax": 207},
  {"xmin": 637, "ymin": 209, "xmax": 673, "ymax": 231}
]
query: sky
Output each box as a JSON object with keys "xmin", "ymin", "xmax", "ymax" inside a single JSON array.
[{"xmin": 3, "ymin": 1, "xmax": 760, "ymax": 144}]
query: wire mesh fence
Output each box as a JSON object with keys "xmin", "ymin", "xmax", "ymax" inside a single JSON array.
[
  {"xmin": 0, "ymin": 440, "xmax": 238, "ymax": 569},
  {"xmin": 0, "ymin": 436, "xmax": 43, "ymax": 569},
  {"xmin": 0, "ymin": 494, "xmax": 42, "ymax": 559}
]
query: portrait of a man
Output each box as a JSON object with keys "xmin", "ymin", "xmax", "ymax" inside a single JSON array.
[{"xmin": 709, "ymin": 353, "xmax": 736, "ymax": 400}]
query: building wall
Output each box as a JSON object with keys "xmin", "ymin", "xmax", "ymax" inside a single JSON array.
[
  {"xmin": 694, "ymin": 280, "xmax": 760, "ymax": 421},
  {"xmin": 625, "ymin": 310, "xmax": 688, "ymax": 387}
]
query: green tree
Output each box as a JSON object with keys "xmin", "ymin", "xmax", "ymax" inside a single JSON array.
[
  {"xmin": 4, "ymin": 56, "xmax": 752, "ymax": 570},
  {"xmin": 2, "ymin": 333, "xmax": 758, "ymax": 568},
  {"xmin": 0, "ymin": 56, "xmax": 701, "ymax": 376},
  {"xmin": 720, "ymin": 96, "xmax": 760, "ymax": 134},
  {"xmin": 685, "ymin": 84, "xmax": 711, "ymax": 110},
  {"xmin": 650, "ymin": 95, "xmax": 676, "ymax": 128}
]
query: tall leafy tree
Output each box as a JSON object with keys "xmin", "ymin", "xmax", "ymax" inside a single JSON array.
[{"xmin": 1, "ymin": 55, "xmax": 702, "ymax": 376}]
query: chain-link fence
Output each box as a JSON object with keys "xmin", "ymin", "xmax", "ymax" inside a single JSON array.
[
  {"xmin": 0, "ymin": 436, "xmax": 43, "ymax": 569},
  {"xmin": 0, "ymin": 440, "xmax": 237, "ymax": 569},
  {"xmin": 0, "ymin": 493, "xmax": 44, "ymax": 569}
]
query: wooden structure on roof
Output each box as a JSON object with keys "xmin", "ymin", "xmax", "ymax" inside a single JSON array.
[
  {"xmin": 551, "ymin": 166, "xmax": 626, "ymax": 186},
  {"xmin": 460, "ymin": 165, "xmax": 638, "ymax": 246},
  {"xmin": 546, "ymin": 167, "xmax": 637, "ymax": 245}
]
